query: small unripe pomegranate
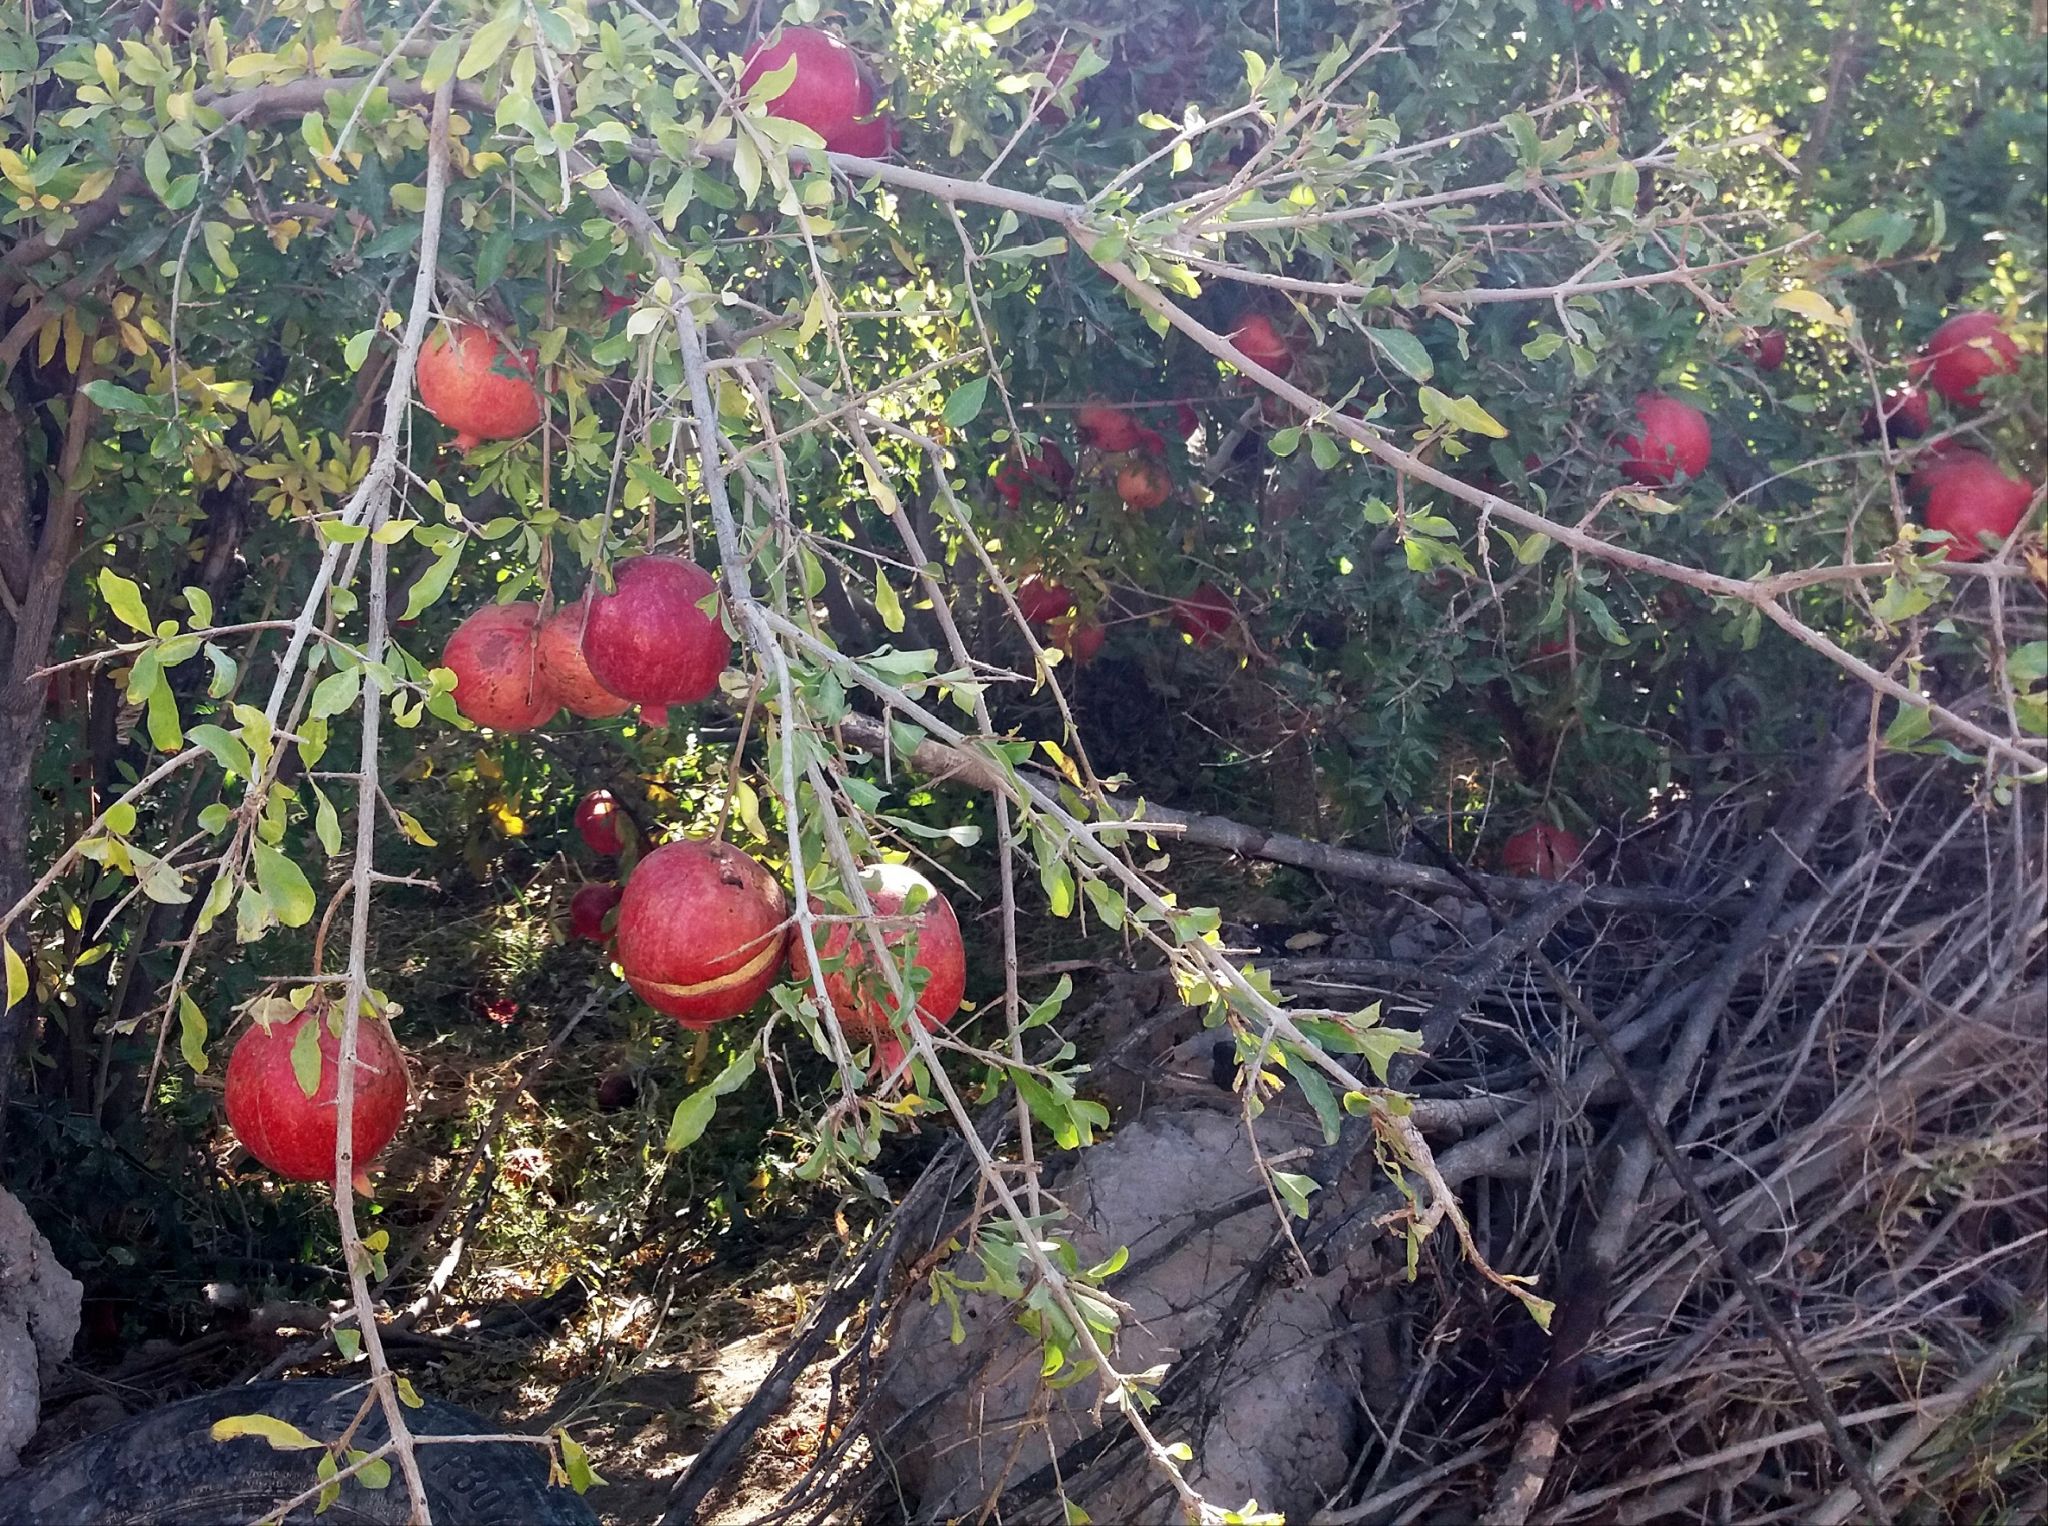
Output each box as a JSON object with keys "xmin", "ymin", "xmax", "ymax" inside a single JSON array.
[
  {"xmin": 1230, "ymin": 315, "xmax": 1295, "ymax": 376},
  {"xmin": 1861, "ymin": 385, "xmax": 1932, "ymax": 443},
  {"xmin": 1913, "ymin": 310, "xmax": 2020, "ymax": 410},
  {"xmin": 1916, "ymin": 451, "xmax": 2033, "ymax": 562},
  {"xmin": 536, "ymin": 604, "xmax": 631, "ymax": 719},
  {"xmin": 1076, "ymin": 403, "xmax": 1152, "ymax": 454},
  {"xmin": 738, "ymin": 27, "xmax": 885, "ymax": 154},
  {"xmin": 442, "ymin": 602, "xmax": 557, "ymax": 733},
  {"xmin": 1014, "ymin": 574, "xmax": 1076, "ymax": 624},
  {"xmin": 1741, "ymin": 328, "xmax": 1787, "ymax": 372},
  {"xmin": 575, "ymin": 789, "xmax": 627, "ymax": 857},
  {"xmin": 1620, "ymin": 394, "xmax": 1712, "ymax": 486},
  {"xmin": 581, "ymin": 557, "xmax": 731, "ymax": 717},
  {"xmin": 815, "ymin": 863, "xmax": 966, "ymax": 1071},
  {"xmin": 615, "ymin": 839, "xmax": 789, "ymax": 1027},
  {"xmin": 1048, "ymin": 614, "xmax": 1106, "ymax": 663},
  {"xmin": 1116, "ymin": 458, "xmax": 1172, "ymax": 511},
  {"xmin": 570, "ymin": 882, "xmax": 622, "ymax": 943},
  {"xmin": 1171, "ymin": 584, "xmax": 1236, "ymax": 647},
  {"xmin": 224, "ymin": 1010, "xmax": 408, "ymax": 1183},
  {"xmin": 1500, "ymin": 823, "xmax": 1585, "ymax": 881},
  {"xmin": 995, "ymin": 442, "xmax": 1074, "ymax": 507},
  {"xmin": 416, "ymin": 324, "xmax": 544, "ymax": 451}
]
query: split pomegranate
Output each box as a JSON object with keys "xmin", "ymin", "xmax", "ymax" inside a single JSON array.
[
  {"xmin": 1014, "ymin": 574, "xmax": 1077, "ymax": 624},
  {"xmin": 536, "ymin": 604, "xmax": 631, "ymax": 719},
  {"xmin": 1172, "ymin": 584, "xmax": 1236, "ymax": 647},
  {"xmin": 1916, "ymin": 451, "xmax": 2033, "ymax": 562},
  {"xmin": 995, "ymin": 441, "xmax": 1074, "ymax": 507},
  {"xmin": 738, "ymin": 27, "xmax": 886, "ymax": 155},
  {"xmin": 614, "ymin": 839, "xmax": 789, "ymax": 1027},
  {"xmin": 575, "ymin": 789, "xmax": 627, "ymax": 857},
  {"xmin": 224, "ymin": 1009, "xmax": 409, "ymax": 1184},
  {"xmin": 1913, "ymin": 310, "xmax": 2021, "ymax": 410},
  {"xmin": 1500, "ymin": 823, "xmax": 1585, "ymax": 881},
  {"xmin": 816, "ymin": 863, "xmax": 966, "ymax": 1070},
  {"xmin": 1741, "ymin": 328, "xmax": 1787, "ymax": 372},
  {"xmin": 416, "ymin": 324, "xmax": 543, "ymax": 451},
  {"xmin": 570, "ymin": 882, "xmax": 622, "ymax": 943},
  {"xmin": 581, "ymin": 557, "xmax": 731, "ymax": 720},
  {"xmin": 1620, "ymin": 394, "xmax": 1712, "ymax": 486},
  {"xmin": 1048, "ymin": 614, "xmax": 1106, "ymax": 664},
  {"xmin": 1860, "ymin": 385, "xmax": 1932, "ymax": 444},
  {"xmin": 442, "ymin": 602, "xmax": 557, "ymax": 733},
  {"xmin": 1116, "ymin": 458, "xmax": 1172, "ymax": 511},
  {"xmin": 1229, "ymin": 315, "xmax": 1295, "ymax": 377}
]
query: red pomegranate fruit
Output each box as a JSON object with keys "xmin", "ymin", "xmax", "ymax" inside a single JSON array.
[
  {"xmin": 224, "ymin": 1010, "xmax": 409, "ymax": 1184},
  {"xmin": 995, "ymin": 441, "xmax": 1074, "ymax": 507},
  {"xmin": 570, "ymin": 882, "xmax": 622, "ymax": 943},
  {"xmin": 1620, "ymin": 394, "xmax": 1712, "ymax": 486},
  {"xmin": 575, "ymin": 789, "xmax": 627, "ymax": 857},
  {"xmin": 1741, "ymin": 328, "xmax": 1787, "ymax": 372},
  {"xmin": 833, "ymin": 111, "xmax": 899, "ymax": 158},
  {"xmin": 1116, "ymin": 459, "xmax": 1172, "ymax": 511},
  {"xmin": 416, "ymin": 324, "xmax": 544, "ymax": 451},
  {"xmin": 614, "ymin": 839, "xmax": 789, "ymax": 1027},
  {"xmin": 1913, "ymin": 310, "xmax": 2021, "ymax": 410},
  {"xmin": 442, "ymin": 602, "xmax": 557, "ymax": 732},
  {"xmin": 1014, "ymin": 574, "xmax": 1076, "ymax": 624},
  {"xmin": 1230, "ymin": 315, "xmax": 1295, "ymax": 376},
  {"xmin": 1860, "ymin": 385, "xmax": 1933, "ymax": 444},
  {"xmin": 1048, "ymin": 614, "xmax": 1106, "ymax": 664},
  {"xmin": 738, "ymin": 27, "xmax": 882, "ymax": 154},
  {"xmin": 815, "ymin": 863, "xmax": 966, "ymax": 1070},
  {"xmin": 1172, "ymin": 584, "xmax": 1237, "ymax": 647},
  {"xmin": 581, "ymin": 557, "xmax": 731, "ymax": 720},
  {"xmin": 1500, "ymin": 823, "xmax": 1585, "ymax": 881},
  {"xmin": 536, "ymin": 604, "xmax": 631, "ymax": 719},
  {"xmin": 1917, "ymin": 452, "xmax": 2033, "ymax": 562},
  {"xmin": 1077, "ymin": 403, "xmax": 1157, "ymax": 455}
]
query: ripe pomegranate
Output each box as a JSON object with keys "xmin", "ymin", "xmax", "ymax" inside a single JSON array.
[
  {"xmin": 537, "ymin": 604, "xmax": 630, "ymax": 719},
  {"xmin": 1913, "ymin": 310, "xmax": 2021, "ymax": 410},
  {"xmin": 1174, "ymin": 401, "xmax": 1202, "ymax": 440},
  {"xmin": 224, "ymin": 1009, "xmax": 408, "ymax": 1184},
  {"xmin": 416, "ymin": 324, "xmax": 543, "ymax": 451},
  {"xmin": 995, "ymin": 441, "xmax": 1074, "ymax": 507},
  {"xmin": 1014, "ymin": 574, "xmax": 1076, "ymax": 624},
  {"xmin": 1172, "ymin": 584, "xmax": 1236, "ymax": 647},
  {"xmin": 442, "ymin": 602, "xmax": 557, "ymax": 732},
  {"xmin": 1116, "ymin": 458, "xmax": 1172, "ymax": 511},
  {"xmin": 1500, "ymin": 823, "xmax": 1585, "ymax": 881},
  {"xmin": 1620, "ymin": 394, "xmax": 1712, "ymax": 486},
  {"xmin": 1916, "ymin": 452, "xmax": 2033, "ymax": 562},
  {"xmin": 570, "ymin": 882, "xmax": 622, "ymax": 943},
  {"xmin": 1047, "ymin": 614, "xmax": 1106, "ymax": 664},
  {"xmin": 614, "ymin": 839, "xmax": 789, "ymax": 1027},
  {"xmin": 1860, "ymin": 385, "xmax": 1932, "ymax": 444},
  {"xmin": 581, "ymin": 557, "xmax": 731, "ymax": 723},
  {"xmin": 816, "ymin": 863, "xmax": 966, "ymax": 1071},
  {"xmin": 1741, "ymin": 328, "xmax": 1787, "ymax": 372},
  {"xmin": 833, "ymin": 111, "xmax": 900, "ymax": 158},
  {"xmin": 738, "ymin": 27, "xmax": 883, "ymax": 154},
  {"xmin": 1230, "ymin": 315, "xmax": 1295, "ymax": 376},
  {"xmin": 575, "ymin": 789, "xmax": 627, "ymax": 857},
  {"xmin": 1076, "ymin": 403, "xmax": 1152, "ymax": 454},
  {"xmin": 1525, "ymin": 638, "xmax": 1572, "ymax": 676}
]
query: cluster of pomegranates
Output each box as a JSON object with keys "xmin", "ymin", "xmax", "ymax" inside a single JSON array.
[{"xmin": 1011, "ymin": 571, "xmax": 1241, "ymax": 665}]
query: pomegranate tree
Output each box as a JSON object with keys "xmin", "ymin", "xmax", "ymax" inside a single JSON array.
[
  {"xmin": 816, "ymin": 863, "xmax": 967, "ymax": 1071},
  {"xmin": 1619, "ymin": 394, "xmax": 1713, "ymax": 486},
  {"xmin": 416, "ymin": 324, "xmax": 543, "ymax": 451},
  {"xmin": 738, "ymin": 27, "xmax": 888, "ymax": 154},
  {"xmin": 575, "ymin": 789, "xmax": 628, "ymax": 857},
  {"xmin": 536, "ymin": 604, "xmax": 630, "ymax": 719},
  {"xmin": 224, "ymin": 1009, "xmax": 409, "ymax": 1183},
  {"xmin": 614, "ymin": 839, "xmax": 789, "ymax": 1027},
  {"xmin": 580, "ymin": 556, "xmax": 731, "ymax": 726},
  {"xmin": 1914, "ymin": 310, "xmax": 2021, "ymax": 409},
  {"xmin": 441, "ymin": 602, "xmax": 557, "ymax": 733},
  {"xmin": 570, "ymin": 882, "xmax": 622, "ymax": 943},
  {"xmin": 1500, "ymin": 823, "xmax": 1585, "ymax": 881}
]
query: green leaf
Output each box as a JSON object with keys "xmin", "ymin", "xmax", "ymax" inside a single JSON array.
[
  {"xmin": 178, "ymin": 991, "xmax": 208, "ymax": 1074},
  {"xmin": 732, "ymin": 136, "xmax": 762, "ymax": 204},
  {"xmin": 289, "ymin": 1013, "xmax": 323, "ymax": 1099},
  {"xmin": 4, "ymin": 944, "xmax": 27, "ymax": 1013},
  {"xmin": 457, "ymin": 10, "xmax": 522, "ymax": 79},
  {"xmin": 665, "ymin": 1048, "xmax": 756, "ymax": 1152},
  {"xmin": 1272, "ymin": 1169, "xmax": 1321, "ymax": 1219},
  {"xmin": 874, "ymin": 572, "xmax": 905, "ymax": 634},
  {"xmin": 251, "ymin": 842, "xmax": 316, "ymax": 928},
  {"xmin": 558, "ymin": 1430, "xmax": 604, "ymax": 1494},
  {"xmin": 420, "ymin": 35, "xmax": 463, "ymax": 92},
  {"xmin": 941, "ymin": 376, "xmax": 989, "ymax": 427},
  {"xmin": 1366, "ymin": 328, "xmax": 1434, "ymax": 382},
  {"xmin": 98, "ymin": 568, "xmax": 153, "ymax": 634},
  {"xmin": 145, "ymin": 679, "xmax": 182, "ymax": 753},
  {"xmin": 334, "ymin": 1327, "xmax": 361, "ymax": 1361},
  {"xmin": 143, "ymin": 135, "xmax": 172, "ymax": 199},
  {"xmin": 395, "ymin": 1376, "xmax": 425, "ymax": 1409},
  {"xmin": 202, "ymin": 218, "xmax": 238, "ymax": 279},
  {"xmin": 80, "ymin": 380, "xmax": 162, "ymax": 416},
  {"xmin": 1418, "ymin": 387, "xmax": 1509, "ymax": 438},
  {"xmin": 354, "ymin": 1453, "xmax": 392, "ymax": 1490},
  {"xmin": 404, "ymin": 540, "xmax": 463, "ymax": 622},
  {"xmin": 186, "ymin": 723, "xmax": 253, "ymax": 779},
  {"xmin": 183, "ymin": 586, "xmax": 214, "ymax": 628},
  {"xmin": 210, "ymin": 1413, "xmax": 323, "ymax": 1450},
  {"xmin": 307, "ymin": 667, "xmax": 361, "ymax": 722},
  {"xmin": 342, "ymin": 329, "xmax": 374, "ymax": 371},
  {"xmin": 312, "ymin": 783, "xmax": 342, "ymax": 856}
]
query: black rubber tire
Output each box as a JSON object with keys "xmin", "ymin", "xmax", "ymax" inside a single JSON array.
[{"xmin": 9, "ymin": 1380, "xmax": 600, "ymax": 1525}]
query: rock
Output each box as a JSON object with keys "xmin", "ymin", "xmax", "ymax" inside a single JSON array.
[{"xmin": 0, "ymin": 1188, "xmax": 84, "ymax": 1477}]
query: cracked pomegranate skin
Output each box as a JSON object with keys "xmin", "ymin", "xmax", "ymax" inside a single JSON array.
[
  {"xmin": 614, "ymin": 839, "xmax": 789, "ymax": 1027},
  {"xmin": 416, "ymin": 324, "xmax": 543, "ymax": 450},
  {"xmin": 224, "ymin": 1010, "xmax": 409, "ymax": 1183},
  {"xmin": 815, "ymin": 863, "xmax": 966, "ymax": 1067},
  {"xmin": 580, "ymin": 557, "xmax": 732, "ymax": 712},
  {"xmin": 537, "ymin": 605, "xmax": 631, "ymax": 719},
  {"xmin": 442, "ymin": 602, "xmax": 557, "ymax": 732}
]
